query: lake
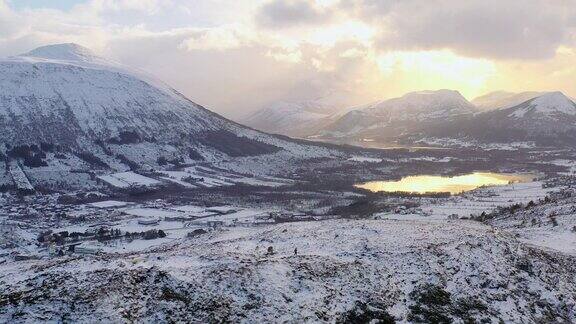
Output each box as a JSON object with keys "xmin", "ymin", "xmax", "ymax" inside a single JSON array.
[{"xmin": 355, "ymin": 172, "xmax": 536, "ymax": 195}]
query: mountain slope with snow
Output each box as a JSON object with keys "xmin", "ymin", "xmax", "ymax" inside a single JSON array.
[
  {"xmin": 311, "ymin": 90, "xmax": 576, "ymax": 148},
  {"xmin": 244, "ymin": 101, "xmax": 338, "ymax": 137},
  {"xmin": 320, "ymin": 89, "xmax": 476, "ymax": 141},
  {"xmin": 472, "ymin": 91, "xmax": 545, "ymax": 112},
  {"xmin": 244, "ymin": 94, "xmax": 354, "ymax": 137},
  {"xmin": 505, "ymin": 92, "xmax": 576, "ymax": 119},
  {"xmin": 421, "ymin": 92, "xmax": 576, "ymax": 146},
  {"xmin": 362, "ymin": 89, "xmax": 476, "ymax": 121},
  {"xmin": 0, "ymin": 44, "xmax": 338, "ymax": 191}
]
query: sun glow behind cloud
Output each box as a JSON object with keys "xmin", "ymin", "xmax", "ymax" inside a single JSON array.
[
  {"xmin": 308, "ymin": 21, "xmax": 375, "ymax": 46},
  {"xmin": 376, "ymin": 50, "xmax": 496, "ymax": 99}
]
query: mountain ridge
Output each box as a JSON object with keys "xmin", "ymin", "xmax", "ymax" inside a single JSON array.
[
  {"xmin": 0, "ymin": 43, "xmax": 338, "ymax": 191},
  {"xmin": 472, "ymin": 91, "xmax": 547, "ymax": 112}
]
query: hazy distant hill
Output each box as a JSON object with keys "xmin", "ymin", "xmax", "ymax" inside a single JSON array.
[
  {"xmin": 243, "ymin": 94, "xmax": 354, "ymax": 138},
  {"xmin": 319, "ymin": 89, "xmax": 477, "ymax": 142},
  {"xmin": 424, "ymin": 92, "xmax": 576, "ymax": 146},
  {"xmin": 310, "ymin": 89, "xmax": 576, "ymax": 147},
  {"xmin": 472, "ymin": 91, "xmax": 545, "ymax": 112}
]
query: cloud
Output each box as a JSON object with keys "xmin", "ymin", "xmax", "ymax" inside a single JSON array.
[
  {"xmin": 95, "ymin": 0, "xmax": 171, "ymax": 14},
  {"xmin": 179, "ymin": 25, "xmax": 253, "ymax": 51},
  {"xmin": 107, "ymin": 27, "xmax": 382, "ymax": 117},
  {"xmin": 0, "ymin": 1, "xmax": 26, "ymax": 40},
  {"xmin": 256, "ymin": 0, "xmax": 334, "ymax": 29},
  {"xmin": 347, "ymin": 0, "xmax": 576, "ymax": 60}
]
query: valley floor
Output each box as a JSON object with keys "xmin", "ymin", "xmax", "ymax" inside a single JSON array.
[{"xmin": 1, "ymin": 147, "xmax": 576, "ymax": 323}]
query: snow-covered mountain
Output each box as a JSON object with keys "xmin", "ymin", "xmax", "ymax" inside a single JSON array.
[
  {"xmin": 244, "ymin": 95, "xmax": 352, "ymax": 138},
  {"xmin": 503, "ymin": 91, "xmax": 576, "ymax": 119},
  {"xmin": 321, "ymin": 89, "xmax": 476, "ymax": 140},
  {"xmin": 472, "ymin": 91, "xmax": 546, "ymax": 112},
  {"xmin": 1, "ymin": 44, "xmax": 226, "ymax": 146},
  {"xmin": 421, "ymin": 92, "xmax": 576, "ymax": 146},
  {"xmin": 311, "ymin": 89, "xmax": 576, "ymax": 147},
  {"xmin": 244, "ymin": 101, "xmax": 335, "ymax": 138},
  {"xmin": 0, "ymin": 44, "xmax": 336, "ymax": 191},
  {"xmin": 361, "ymin": 89, "xmax": 476, "ymax": 120},
  {"xmin": 471, "ymin": 91, "xmax": 576, "ymax": 136}
]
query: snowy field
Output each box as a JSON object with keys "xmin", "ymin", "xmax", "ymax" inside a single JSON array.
[
  {"xmin": 98, "ymin": 171, "xmax": 161, "ymax": 188},
  {"xmin": 379, "ymin": 181, "xmax": 553, "ymax": 220},
  {"xmin": 2, "ymin": 219, "xmax": 575, "ymax": 323}
]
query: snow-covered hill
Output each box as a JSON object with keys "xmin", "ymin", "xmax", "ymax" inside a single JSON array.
[
  {"xmin": 1, "ymin": 219, "xmax": 575, "ymax": 323},
  {"xmin": 321, "ymin": 89, "xmax": 476, "ymax": 140},
  {"xmin": 244, "ymin": 101, "xmax": 336, "ymax": 137},
  {"xmin": 362, "ymin": 89, "xmax": 476, "ymax": 121},
  {"xmin": 504, "ymin": 92, "xmax": 576, "ymax": 119},
  {"xmin": 472, "ymin": 91, "xmax": 545, "ymax": 112},
  {"xmin": 419, "ymin": 92, "xmax": 576, "ymax": 147},
  {"xmin": 244, "ymin": 95, "xmax": 352, "ymax": 138},
  {"xmin": 481, "ymin": 187, "xmax": 576, "ymax": 256},
  {"xmin": 0, "ymin": 44, "xmax": 338, "ymax": 191}
]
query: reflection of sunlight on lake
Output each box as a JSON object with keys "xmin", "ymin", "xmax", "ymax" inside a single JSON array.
[{"xmin": 355, "ymin": 172, "xmax": 535, "ymax": 195}]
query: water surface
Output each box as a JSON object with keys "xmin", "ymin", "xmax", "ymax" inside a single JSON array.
[{"xmin": 355, "ymin": 172, "xmax": 535, "ymax": 195}]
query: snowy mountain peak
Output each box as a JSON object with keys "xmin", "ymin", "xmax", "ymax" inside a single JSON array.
[
  {"xmin": 405, "ymin": 89, "xmax": 463, "ymax": 98},
  {"xmin": 527, "ymin": 92, "xmax": 573, "ymax": 113},
  {"xmin": 507, "ymin": 91, "xmax": 576, "ymax": 119},
  {"xmin": 0, "ymin": 43, "xmax": 332, "ymax": 185},
  {"xmin": 472, "ymin": 91, "xmax": 545, "ymax": 112},
  {"xmin": 20, "ymin": 43, "xmax": 100, "ymax": 63},
  {"xmin": 364, "ymin": 89, "xmax": 475, "ymax": 119},
  {"xmin": 322, "ymin": 89, "xmax": 476, "ymax": 136},
  {"xmin": 531, "ymin": 91, "xmax": 573, "ymax": 109}
]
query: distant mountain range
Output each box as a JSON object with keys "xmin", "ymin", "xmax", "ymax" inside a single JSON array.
[
  {"xmin": 242, "ymin": 93, "xmax": 355, "ymax": 138},
  {"xmin": 425, "ymin": 91, "xmax": 576, "ymax": 146},
  {"xmin": 259, "ymin": 89, "xmax": 576, "ymax": 148},
  {"xmin": 323, "ymin": 90, "xmax": 475, "ymax": 140}
]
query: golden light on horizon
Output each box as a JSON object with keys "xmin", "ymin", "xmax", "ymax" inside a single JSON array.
[
  {"xmin": 356, "ymin": 172, "xmax": 534, "ymax": 195},
  {"xmin": 376, "ymin": 50, "xmax": 497, "ymax": 99}
]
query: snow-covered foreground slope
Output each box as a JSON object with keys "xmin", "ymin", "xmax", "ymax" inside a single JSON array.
[
  {"xmin": 483, "ymin": 188, "xmax": 576, "ymax": 256},
  {"xmin": 2, "ymin": 219, "xmax": 575, "ymax": 323}
]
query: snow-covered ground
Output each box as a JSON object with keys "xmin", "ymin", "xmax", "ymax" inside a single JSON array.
[
  {"xmin": 485, "ymin": 188, "xmax": 576, "ymax": 256},
  {"xmin": 98, "ymin": 172, "xmax": 161, "ymax": 189},
  {"xmin": 348, "ymin": 155, "xmax": 383, "ymax": 163},
  {"xmin": 423, "ymin": 181, "xmax": 552, "ymax": 219},
  {"xmin": 1, "ymin": 219, "xmax": 575, "ymax": 323}
]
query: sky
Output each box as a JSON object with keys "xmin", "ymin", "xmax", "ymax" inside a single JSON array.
[{"xmin": 1, "ymin": 0, "xmax": 575, "ymax": 119}]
